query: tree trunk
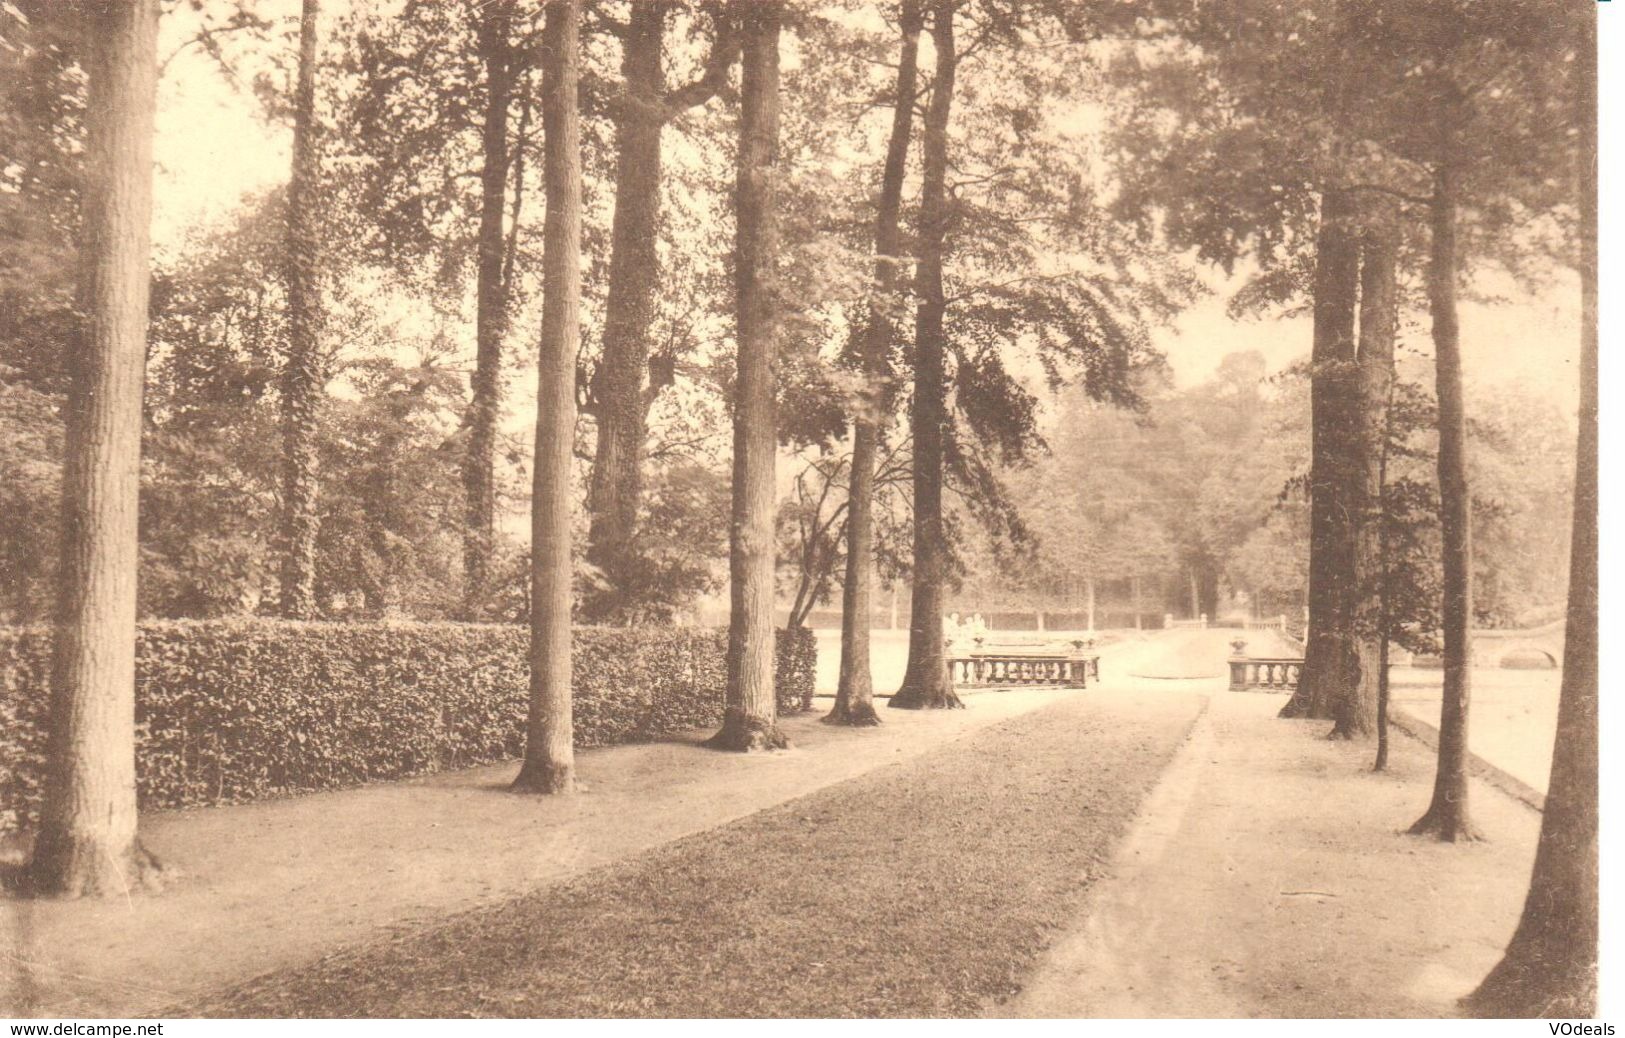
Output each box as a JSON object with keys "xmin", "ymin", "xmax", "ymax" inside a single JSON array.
[
  {"xmin": 583, "ymin": 3, "xmax": 664, "ymax": 621},
  {"xmin": 1373, "ymin": 292, "xmax": 1400, "ymax": 772},
  {"xmin": 1374, "ymin": 634, "xmax": 1391, "ymax": 770},
  {"xmin": 829, "ymin": 0, "xmax": 921, "ymax": 728},
  {"xmin": 1196, "ymin": 564, "xmax": 1218, "ymax": 622},
  {"xmin": 708, "ymin": 1, "xmax": 787, "ymax": 751},
  {"xmin": 584, "ymin": 5, "xmax": 737, "ymax": 623},
  {"xmin": 461, "ymin": 0, "xmax": 514, "ymax": 619},
  {"xmin": 1334, "ymin": 216, "xmax": 1396, "ymax": 739},
  {"xmin": 513, "ymin": 0, "xmax": 581, "ymax": 794},
  {"xmin": 26, "ymin": 0, "xmax": 164, "ymax": 898},
  {"xmin": 277, "ymin": 0, "xmax": 325, "ymax": 620},
  {"xmin": 1464, "ymin": 18, "xmax": 1596, "ymax": 1010},
  {"xmin": 891, "ymin": 0, "xmax": 961, "ymax": 711},
  {"xmin": 1085, "ymin": 577, "xmax": 1096, "ymax": 632},
  {"xmin": 1281, "ymin": 187, "xmax": 1360, "ymax": 720},
  {"xmin": 1409, "ymin": 160, "xmax": 1479, "ymax": 841}
]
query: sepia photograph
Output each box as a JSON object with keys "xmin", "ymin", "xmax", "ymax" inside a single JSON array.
[{"xmin": 0, "ymin": 0, "xmax": 1604, "ymax": 1026}]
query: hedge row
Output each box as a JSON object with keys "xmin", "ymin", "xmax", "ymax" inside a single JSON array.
[{"xmin": 0, "ymin": 620, "xmax": 817, "ymax": 835}]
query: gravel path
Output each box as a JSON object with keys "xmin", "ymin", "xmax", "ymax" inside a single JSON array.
[{"xmin": 1007, "ymin": 686, "xmax": 1544, "ymax": 1018}]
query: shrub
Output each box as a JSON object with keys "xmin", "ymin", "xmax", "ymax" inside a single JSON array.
[{"xmin": 0, "ymin": 620, "xmax": 817, "ymax": 835}]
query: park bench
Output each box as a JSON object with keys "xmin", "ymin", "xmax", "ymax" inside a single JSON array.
[{"xmin": 947, "ymin": 636, "xmax": 1101, "ymax": 690}]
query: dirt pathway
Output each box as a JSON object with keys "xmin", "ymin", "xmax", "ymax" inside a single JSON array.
[
  {"xmin": 1004, "ymin": 681, "xmax": 1543, "ymax": 1018},
  {"xmin": 1, "ymin": 686, "xmax": 1075, "ymax": 1018}
]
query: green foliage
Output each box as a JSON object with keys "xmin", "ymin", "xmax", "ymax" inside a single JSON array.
[
  {"xmin": 0, "ymin": 377, "xmax": 62, "ymax": 622},
  {"xmin": 978, "ymin": 352, "xmax": 1302, "ymax": 616},
  {"xmin": 0, "ymin": 621, "xmax": 816, "ymax": 835}
]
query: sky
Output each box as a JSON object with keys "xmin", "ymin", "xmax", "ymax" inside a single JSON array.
[
  {"xmin": 149, "ymin": 1, "xmax": 1586, "ymax": 420},
  {"xmin": 1163, "ymin": 267, "xmax": 1582, "ymax": 405}
]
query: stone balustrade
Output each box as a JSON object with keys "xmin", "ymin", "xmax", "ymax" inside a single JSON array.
[
  {"xmin": 1243, "ymin": 614, "xmax": 1289, "ymax": 631},
  {"xmin": 948, "ymin": 637, "xmax": 1100, "ymax": 690},
  {"xmin": 1228, "ymin": 657, "xmax": 1303, "ymax": 692}
]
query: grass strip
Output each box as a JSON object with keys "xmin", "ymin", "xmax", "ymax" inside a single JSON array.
[{"xmin": 187, "ymin": 691, "xmax": 1204, "ymax": 1018}]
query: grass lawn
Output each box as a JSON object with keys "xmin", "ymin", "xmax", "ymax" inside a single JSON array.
[{"xmin": 184, "ymin": 690, "xmax": 1203, "ymax": 1018}]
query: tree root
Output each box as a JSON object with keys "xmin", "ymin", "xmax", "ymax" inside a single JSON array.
[
  {"xmin": 1461, "ymin": 952, "xmax": 1597, "ymax": 1018},
  {"xmin": 823, "ymin": 699, "xmax": 882, "ymax": 726},
  {"xmin": 1406, "ymin": 803, "xmax": 1483, "ymax": 843},
  {"xmin": 17, "ymin": 836, "xmax": 166, "ymax": 900},
  {"xmin": 704, "ymin": 716, "xmax": 789, "ymax": 752},
  {"xmin": 888, "ymin": 684, "xmax": 964, "ymax": 710},
  {"xmin": 511, "ymin": 760, "xmax": 578, "ymax": 795}
]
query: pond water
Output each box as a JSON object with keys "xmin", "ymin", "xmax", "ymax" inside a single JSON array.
[{"xmin": 1388, "ymin": 665, "xmax": 1561, "ymax": 795}]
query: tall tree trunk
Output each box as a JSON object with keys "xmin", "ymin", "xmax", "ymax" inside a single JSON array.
[
  {"xmin": 513, "ymin": 0, "xmax": 581, "ymax": 794},
  {"xmin": 892, "ymin": 0, "xmax": 961, "ymax": 711},
  {"xmin": 1085, "ymin": 576, "xmax": 1096, "ymax": 632},
  {"xmin": 27, "ymin": 0, "xmax": 164, "ymax": 898},
  {"xmin": 1280, "ymin": 187, "xmax": 1360, "ymax": 720},
  {"xmin": 1334, "ymin": 216, "xmax": 1396, "ymax": 739},
  {"xmin": 1373, "ymin": 318, "xmax": 1399, "ymax": 772},
  {"xmin": 277, "ymin": 0, "xmax": 325, "ymax": 620},
  {"xmin": 584, "ymin": 6, "xmax": 738, "ymax": 622},
  {"xmin": 1464, "ymin": 16, "xmax": 1597, "ymax": 1011},
  {"xmin": 583, "ymin": 2, "xmax": 664, "ymax": 621},
  {"xmin": 461, "ymin": 0, "xmax": 514, "ymax": 618},
  {"xmin": 707, "ymin": 0, "xmax": 787, "ymax": 751},
  {"xmin": 830, "ymin": 0, "xmax": 922, "ymax": 728},
  {"xmin": 1409, "ymin": 159, "xmax": 1479, "ymax": 841}
]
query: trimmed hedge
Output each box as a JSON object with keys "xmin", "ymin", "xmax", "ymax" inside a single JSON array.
[{"xmin": 0, "ymin": 620, "xmax": 817, "ymax": 835}]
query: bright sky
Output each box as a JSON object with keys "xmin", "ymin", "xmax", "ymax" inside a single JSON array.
[
  {"xmin": 151, "ymin": 1, "xmax": 295, "ymax": 264},
  {"xmin": 148, "ymin": 2, "xmax": 1585, "ymax": 418},
  {"xmin": 1163, "ymin": 268, "xmax": 1582, "ymax": 408}
]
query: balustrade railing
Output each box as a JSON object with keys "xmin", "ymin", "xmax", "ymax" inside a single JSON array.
[
  {"xmin": 947, "ymin": 636, "xmax": 1100, "ymax": 690},
  {"xmin": 1227, "ymin": 657, "xmax": 1303, "ymax": 691},
  {"xmin": 1243, "ymin": 614, "xmax": 1288, "ymax": 631}
]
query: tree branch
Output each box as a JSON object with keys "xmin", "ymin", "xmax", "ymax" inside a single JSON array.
[
  {"xmin": 1341, "ymin": 182, "xmax": 1433, "ymax": 207},
  {"xmin": 660, "ymin": 3, "xmax": 741, "ymax": 118},
  {"xmin": 583, "ymin": 0, "xmax": 631, "ymax": 41}
]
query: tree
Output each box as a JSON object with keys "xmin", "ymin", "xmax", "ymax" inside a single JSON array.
[
  {"xmin": 276, "ymin": 0, "xmax": 326, "ymax": 619},
  {"xmin": 708, "ymin": 0, "xmax": 787, "ymax": 751},
  {"xmin": 1109, "ymin": 2, "xmax": 1391, "ymax": 727},
  {"xmin": 829, "ymin": 0, "xmax": 922, "ymax": 727},
  {"xmin": 25, "ymin": 0, "xmax": 164, "ymax": 897},
  {"xmin": 1375, "ymin": 0, "xmax": 1580, "ymax": 840},
  {"xmin": 582, "ymin": 1, "xmax": 739, "ymax": 623},
  {"xmin": 332, "ymin": 0, "xmax": 547, "ymax": 619},
  {"xmin": 1463, "ymin": 8, "xmax": 1596, "ymax": 1013},
  {"xmin": 890, "ymin": 0, "xmax": 960, "ymax": 710},
  {"xmin": 1335, "ymin": 210, "xmax": 1398, "ymax": 739},
  {"xmin": 1404, "ymin": 148, "xmax": 1481, "ymax": 838},
  {"xmin": 315, "ymin": 354, "xmax": 466, "ymax": 620},
  {"xmin": 513, "ymin": 0, "xmax": 582, "ymax": 795},
  {"xmin": 462, "ymin": 0, "xmax": 518, "ymax": 615},
  {"xmin": 1277, "ymin": 204, "xmax": 1364, "ymax": 726}
]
